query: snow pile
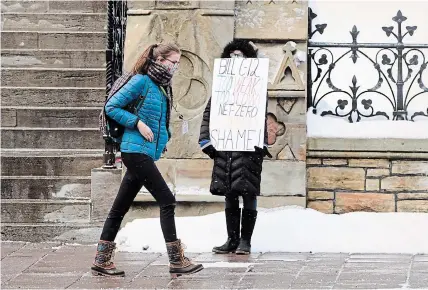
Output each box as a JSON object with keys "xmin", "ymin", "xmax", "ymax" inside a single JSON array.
[
  {"xmin": 307, "ymin": 110, "xmax": 428, "ymax": 139},
  {"xmin": 116, "ymin": 206, "xmax": 428, "ymax": 254}
]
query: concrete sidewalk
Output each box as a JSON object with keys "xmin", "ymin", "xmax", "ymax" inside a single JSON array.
[{"xmin": 1, "ymin": 242, "xmax": 427, "ymax": 289}]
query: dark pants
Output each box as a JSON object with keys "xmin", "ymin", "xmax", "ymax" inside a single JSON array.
[
  {"xmin": 225, "ymin": 195, "xmax": 257, "ymax": 210},
  {"xmin": 100, "ymin": 153, "xmax": 177, "ymax": 243}
]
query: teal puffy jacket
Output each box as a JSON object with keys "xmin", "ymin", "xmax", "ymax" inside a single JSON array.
[{"xmin": 105, "ymin": 74, "xmax": 169, "ymax": 161}]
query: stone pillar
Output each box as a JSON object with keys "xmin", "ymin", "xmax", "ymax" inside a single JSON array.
[
  {"xmin": 235, "ymin": 0, "xmax": 308, "ymax": 200},
  {"xmin": 90, "ymin": 168, "xmax": 122, "ymax": 222}
]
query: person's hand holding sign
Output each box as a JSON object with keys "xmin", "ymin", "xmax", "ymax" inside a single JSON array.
[{"xmin": 254, "ymin": 146, "xmax": 272, "ymax": 158}]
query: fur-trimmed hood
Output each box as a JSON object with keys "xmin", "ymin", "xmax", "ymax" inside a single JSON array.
[{"xmin": 221, "ymin": 39, "xmax": 258, "ymax": 58}]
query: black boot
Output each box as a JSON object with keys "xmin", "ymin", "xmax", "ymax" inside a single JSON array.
[
  {"xmin": 166, "ymin": 239, "xmax": 204, "ymax": 278},
  {"xmin": 212, "ymin": 208, "xmax": 241, "ymax": 254},
  {"xmin": 236, "ymin": 209, "xmax": 257, "ymax": 255},
  {"xmin": 91, "ymin": 240, "xmax": 125, "ymax": 276}
]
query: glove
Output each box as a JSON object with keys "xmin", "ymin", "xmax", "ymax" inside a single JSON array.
[
  {"xmin": 202, "ymin": 145, "xmax": 217, "ymax": 159},
  {"xmin": 254, "ymin": 146, "xmax": 272, "ymax": 158}
]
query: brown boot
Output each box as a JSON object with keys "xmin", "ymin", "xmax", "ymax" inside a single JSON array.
[
  {"xmin": 91, "ymin": 240, "xmax": 125, "ymax": 276},
  {"xmin": 166, "ymin": 239, "xmax": 203, "ymax": 278}
]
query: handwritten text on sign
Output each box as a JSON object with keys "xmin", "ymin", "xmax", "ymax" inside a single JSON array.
[{"xmin": 210, "ymin": 58, "xmax": 269, "ymax": 151}]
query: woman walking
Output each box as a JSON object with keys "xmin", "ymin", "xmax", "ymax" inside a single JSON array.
[
  {"xmin": 199, "ymin": 40, "xmax": 271, "ymax": 255},
  {"xmin": 92, "ymin": 43, "xmax": 203, "ymax": 278}
]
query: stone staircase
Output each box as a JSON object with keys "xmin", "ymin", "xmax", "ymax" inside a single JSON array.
[{"xmin": 1, "ymin": 0, "xmax": 107, "ymax": 241}]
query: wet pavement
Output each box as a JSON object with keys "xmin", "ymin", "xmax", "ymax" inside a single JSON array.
[{"xmin": 1, "ymin": 241, "xmax": 427, "ymax": 289}]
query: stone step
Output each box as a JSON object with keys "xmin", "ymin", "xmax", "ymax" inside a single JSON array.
[
  {"xmin": 1, "ymin": 1, "xmax": 107, "ymax": 13},
  {"xmin": 1, "ymin": 128, "xmax": 103, "ymax": 149},
  {"xmin": 1, "ymin": 175, "xmax": 92, "ymax": 200},
  {"xmin": 1, "ymin": 49, "xmax": 105, "ymax": 68},
  {"xmin": 1, "ymin": 150, "xmax": 102, "ymax": 176},
  {"xmin": 1, "ymin": 107, "xmax": 101, "ymax": 128},
  {"xmin": 1, "ymin": 199, "xmax": 91, "ymax": 224},
  {"xmin": 1, "ymin": 222, "xmax": 101, "ymax": 242},
  {"xmin": 2, "ymin": 13, "xmax": 106, "ymax": 32},
  {"xmin": 1, "ymin": 87, "xmax": 105, "ymax": 107},
  {"xmin": 2, "ymin": 68, "xmax": 105, "ymax": 87},
  {"xmin": 2, "ymin": 31, "xmax": 106, "ymax": 50}
]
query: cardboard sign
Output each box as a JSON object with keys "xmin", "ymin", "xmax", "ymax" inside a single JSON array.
[{"xmin": 209, "ymin": 58, "xmax": 269, "ymax": 151}]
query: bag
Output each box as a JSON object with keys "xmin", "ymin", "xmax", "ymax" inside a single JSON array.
[{"xmin": 99, "ymin": 72, "xmax": 147, "ymax": 140}]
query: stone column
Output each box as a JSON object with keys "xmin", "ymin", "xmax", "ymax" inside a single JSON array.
[{"xmin": 235, "ymin": 0, "xmax": 308, "ymax": 201}]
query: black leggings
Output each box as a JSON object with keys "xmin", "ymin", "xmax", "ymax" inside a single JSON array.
[
  {"xmin": 100, "ymin": 153, "xmax": 177, "ymax": 243},
  {"xmin": 225, "ymin": 195, "xmax": 257, "ymax": 210}
]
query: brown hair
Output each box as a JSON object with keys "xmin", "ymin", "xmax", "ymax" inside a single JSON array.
[{"xmin": 132, "ymin": 43, "xmax": 181, "ymax": 75}]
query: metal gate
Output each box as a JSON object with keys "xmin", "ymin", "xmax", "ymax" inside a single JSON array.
[{"xmin": 307, "ymin": 8, "xmax": 428, "ymax": 123}]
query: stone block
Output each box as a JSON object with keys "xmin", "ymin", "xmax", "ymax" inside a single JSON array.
[
  {"xmin": 392, "ymin": 161, "xmax": 428, "ymax": 175},
  {"xmin": 38, "ymin": 32, "xmax": 106, "ymax": 50},
  {"xmin": 48, "ymin": 1, "xmax": 106, "ymax": 13},
  {"xmin": 267, "ymin": 97, "xmax": 306, "ymax": 124},
  {"xmin": 307, "ymin": 167, "xmax": 365, "ymax": 190},
  {"xmin": 1, "ymin": 88, "xmax": 104, "ymax": 107},
  {"xmin": 200, "ymin": 0, "xmax": 235, "ymax": 10},
  {"xmin": 381, "ymin": 176, "xmax": 428, "ymax": 192},
  {"xmin": 1, "ymin": 108, "xmax": 100, "ymax": 128},
  {"xmin": 156, "ymin": 0, "xmax": 199, "ymax": 9},
  {"xmin": 2, "ymin": 68, "xmax": 104, "ymax": 87},
  {"xmin": 1, "ymin": 177, "xmax": 91, "ymax": 200},
  {"xmin": 308, "ymin": 201, "xmax": 333, "ymax": 214},
  {"xmin": 175, "ymin": 159, "xmax": 213, "ymax": 195},
  {"xmin": 307, "ymin": 158, "xmax": 321, "ymax": 165},
  {"xmin": 397, "ymin": 193, "xmax": 428, "ymax": 200},
  {"xmin": 335, "ymin": 192, "xmax": 395, "ymax": 213},
  {"xmin": 367, "ymin": 168, "xmax": 391, "ymax": 177},
  {"xmin": 235, "ymin": 0, "xmax": 308, "ymax": 40},
  {"xmin": 1, "ymin": 1, "xmax": 49, "ymax": 13},
  {"xmin": 1, "ymin": 200, "xmax": 90, "ymax": 223},
  {"xmin": 269, "ymin": 123, "xmax": 306, "ymax": 161},
  {"xmin": 397, "ymin": 200, "xmax": 428, "ymax": 213},
  {"xmin": 323, "ymin": 159, "xmax": 347, "ymax": 166},
  {"xmin": 348, "ymin": 159, "xmax": 390, "ymax": 168},
  {"xmin": 1, "ymin": 155, "xmax": 102, "ymax": 176},
  {"xmin": 1, "ymin": 128, "xmax": 102, "ymax": 149},
  {"xmin": 127, "ymin": 0, "xmax": 156, "ymax": 10},
  {"xmin": 91, "ymin": 168, "xmax": 122, "ymax": 222},
  {"xmin": 308, "ymin": 191, "xmax": 334, "ymax": 200},
  {"xmin": 1, "ymin": 49, "xmax": 105, "ymax": 68},
  {"xmin": 2, "ymin": 13, "xmax": 106, "ymax": 32},
  {"xmin": 261, "ymin": 161, "xmax": 306, "ymax": 196},
  {"xmin": 366, "ymin": 179, "xmax": 380, "ymax": 191},
  {"xmin": 1, "ymin": 31, "xmax": 38, "ymax": 49},
  {"xmin": 1, "ymin": 109, "xmax": 17, "ymax": 127}
]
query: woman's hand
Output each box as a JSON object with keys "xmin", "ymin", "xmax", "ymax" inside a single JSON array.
[{"xmin": 137, "ymin": 120, "xmax": 154, "ymax": 142}]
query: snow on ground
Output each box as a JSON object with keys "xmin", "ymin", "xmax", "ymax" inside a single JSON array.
[
  {"xmin": 307, "ymin": 110, "xmax": 428, "ymax": 139},
  {"xmin": 116, "ymin": 206, "xmax": 428, "ymax": 254}
]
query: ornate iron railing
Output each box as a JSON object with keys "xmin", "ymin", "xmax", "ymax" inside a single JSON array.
[
  {"xmin": 104, "ymin": 0, "xmax": 128, "ymax": 168},
  {"xmin": 308, "ymin": 8, "xmax": 428, "ymax": 122}
]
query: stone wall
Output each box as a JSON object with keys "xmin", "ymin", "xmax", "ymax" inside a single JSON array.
[{"xmin": 307, "ymin": 138, "xmax": 428, "ymax": 214}]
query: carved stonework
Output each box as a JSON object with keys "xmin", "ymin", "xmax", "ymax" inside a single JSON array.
[
  {"xmin": 269, "ymin": 43, "xmax": 305, "ymax": 91},
  {"xmin": 235, "ymin": 0, "xmax": 308, "ymax": 40}
]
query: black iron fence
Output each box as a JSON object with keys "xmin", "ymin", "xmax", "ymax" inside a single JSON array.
[
  {"xmin": 308, "ymin": 8, "xmax": 428, "ymax": 122},
  {"xmin": 104, "ymin": 0, "xmax": 128, "ymax": 168}
]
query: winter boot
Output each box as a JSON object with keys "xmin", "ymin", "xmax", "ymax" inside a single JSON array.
[
  {"xmin": 212, "ymin": 208, "xmax": 241, "ymax": 254},
  {"xmin": 91, "ymin": 240, "xmax": 125, "ymax": 276},
  {"xmin": 236, "ymin": 209, "xmax": 257, "ymax": 255},
  {"xmin": 166, "ymin": 239, "xmax": 204, "ymax": 278}
]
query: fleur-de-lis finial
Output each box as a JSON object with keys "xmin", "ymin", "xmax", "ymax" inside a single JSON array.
[{"xmin": 392, "ymin": 10, "xmax": 407, "ymax": 23}]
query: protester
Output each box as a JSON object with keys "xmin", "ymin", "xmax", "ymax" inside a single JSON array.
[
  {"xmin": 92, "ymin": 43, "xmax": 203, "ymax": 278},
  {"xmin": 199, "ymin": 40, "xmax": 271, "ymax": 255}
]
